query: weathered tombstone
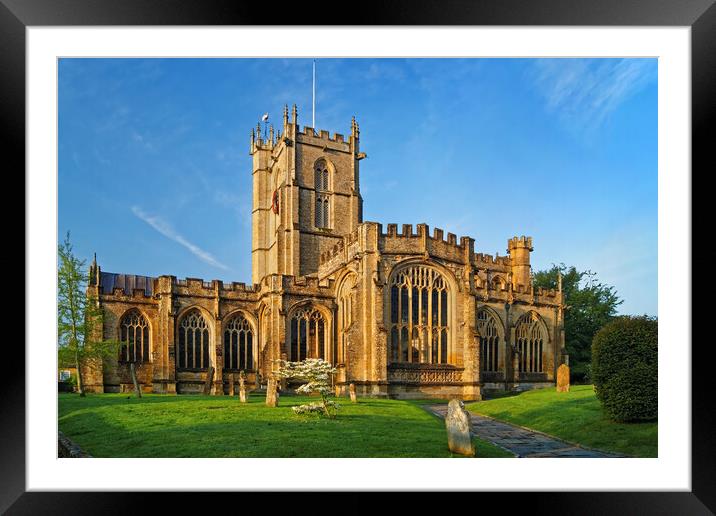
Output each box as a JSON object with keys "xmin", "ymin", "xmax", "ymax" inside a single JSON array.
[
  {"xmin": 129, "ymin": 363, "xmax": 142, "ymax": 398},
  {"xmin": 203, "ymin": 366, "xmax": 215, "ymax": 395},
  {"xmin": 556, "ymin": 363, "xmax": 570, "ymax": 393},
  {"xmin": 228, "ymin": 376, "xmax": 235, "ymax": 397},
  {"xmin": 349, "ymin": 383, "xmax": 357, "ymax": 403},
  {"xmin": 335, "ymin": 384, "xmax": 341, "ymax": 397},
  {"xmin": 239, "ymin": 371, "xmax": 247, "ymax": 403},
  {"xmin": 445, "ymin": 399, "xmax": 475, "ymax": 457},
  {"xmin": 265, "ymin": 376, "xmax": 278, "ymax": 407}
]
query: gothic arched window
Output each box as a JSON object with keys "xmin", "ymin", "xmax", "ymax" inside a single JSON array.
[
  {"xmin": 223, "ymin": 313, "xmax": 254, "ymax": 371},
  {"xmin": 289, "ymin": 307, "xmax": 328, "ymax": 362},
  {"xmin": 515, "ymin": 311, "xmax": 547, "ymax": 373},
  {"xmin": 314, "ymin": 159, "xmax": 330, "ymax": 228},
  {"xmin": 336, "ymin": 275, "xmax": 356, "ymax": 364},
  {"xmin": 177, "ymin": 309, "xmax": 210, "ymax": 370},
  {"xmin": 119, "ymin": 310, "xmax": 150, "ymax": 363},
  {"xmin": 388, "ymin": 265, "xmax": 450, "ymax": 364},
  {"xmin": 477, "ymin": 308, "xmax": 501, "ymax": 372}
]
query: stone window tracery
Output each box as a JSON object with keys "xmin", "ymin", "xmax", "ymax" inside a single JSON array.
[
  {"xmin": 388, "ymin": 265, "xmax": 450, "ymax": 364},
  {"xmin": 177, "ymin": 309, "xmax": 210, "ymax": 370},
  {"xmin": 223, "ymin": 313, "xmax": 254, "ymax": 371},
  {"xmin": 515, "ymin": 311, "xmax": 546, "ymax": 373},
  {"xmin": 289, "ymin": 307, "xmax": 327, "ymax": 362},
  {"xmin": 119, "ymin": 310, "xmax": 150, "ymax": 363},
  {"xmin": 336, "ymin": 275, "xmax": 356, "ymax": 364},
  {"xmin": 477, "ymin": 308, "xmax": 501, "ymax": 372}
]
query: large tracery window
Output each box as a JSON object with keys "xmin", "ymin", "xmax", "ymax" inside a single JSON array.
[
  {"xmin": 223, "ymin": 313, "xmax": 254, "ymax": 371},
  {"xmin": 289, "ymin": 307, "xmax": 327, "ymax": 362},
  {"xmin": 314, "ymin": 159, "xmax": 330, "ymax": 228},
  {"xmin": 177, "ymin": 309, "xmax": 210, "ymax": 370},
  {"xmin": 119, "ymin": 310, "xmax": 150, "ymax": 363},
  {"xmin": 515, "ymin": 312, "xmax": 546, "ymax": 373},
  {"xmin": 477, "ymin": 308, "xmax": 501, "ymax": 372},
  {"xmin": 388, "ymin": 265, "xmax": 450, "ymax": 364}
]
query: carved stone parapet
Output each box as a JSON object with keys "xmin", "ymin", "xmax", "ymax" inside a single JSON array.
[{"xmin": 387, "ymin": 363, "xmax": 464, "ymax": 385}]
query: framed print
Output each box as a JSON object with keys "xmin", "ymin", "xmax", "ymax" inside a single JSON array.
[{"xmin": 6, "ymin": 0, "xmax": 715, "ymax": 513}]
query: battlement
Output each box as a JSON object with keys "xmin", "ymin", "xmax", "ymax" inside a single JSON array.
[
  {"xmin": 473, "ymin": 253, "xmax": 512, "ymax": 266},
  {"xmin": 296, "ymin": 124, "xmax": 350, "ymax": 145},
  {"xmin": 173, "ymin": 276, "xmax": 258, "ymax": 294},
  {"xmin": 508, "ymin": 235, "xmax": 533, "ymax": 251},
  {"xmin": 379, "ymin": 223, "xmax": 468, "ymax": 248}
]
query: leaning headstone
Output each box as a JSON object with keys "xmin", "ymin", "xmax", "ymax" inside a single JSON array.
[
  {"xmin": 556, "ymin": 363, "xmax": 570, "ymax": 393},
  {"xmin": 203, "ymin": 366, "xmax": 215, "ymax": 395},
  {"xmin": 228, "ymin": 376, "xmax": 235, "ymax": 397},
  {"xmin": 265, "ymin": 376, "xmax": 278, "ymax": 407},
  {"xmin": 129, "ymin": 363, "xmax": 142, "ymax": 398},
  {"xmin": 239, "ymin": 371, "xmax": 247, "ymax": 403},
  {"xmin": 349, "ymin": 383, "xmax": 357, "ymax": 403},
  {"xmin": 445, "ymin": 399, "xmax": 475, "ymax": 457}
]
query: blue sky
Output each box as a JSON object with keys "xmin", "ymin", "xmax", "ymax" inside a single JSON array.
[{"xmin": 58, "ymin": 58, "xmax": 657, "ymax": 315}]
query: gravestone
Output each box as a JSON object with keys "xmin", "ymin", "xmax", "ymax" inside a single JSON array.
[
  {"xmin": 445, "ymin": 399, "xmax": 475, "ymax": 457},
  {"xmin": 239, "ymin": 371, "xmax": 247, "ymax": 403},
  {"xmin": 265, "ymin": 376, "xmax": 278, "ymax": 407},
  {"xmin": 556, "ymin": 363, "xmax": 570, "ymax": 393},
  {"xmin": 203, "ymin": 366, "xmax": 215, "ymax": 395},
  {"xmin": 349, "ymin": 383, "xmax": 357, "ymax": 403},
  {"xmin": 129, "ymin": 363, "xmax": 142, "ymax": 398},
  {"xmin": 228, "ymin": 376, "xmax": 235, "ymax": 397}
]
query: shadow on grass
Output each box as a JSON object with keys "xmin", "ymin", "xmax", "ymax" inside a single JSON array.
[{"xmin": 58, "ymin": 393, "xmax": 462, "ymax": 458}]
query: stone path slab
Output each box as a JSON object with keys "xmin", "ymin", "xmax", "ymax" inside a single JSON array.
[{"xmin": 425, "ymin": 404, "xmax": 625, "ymax": 458}]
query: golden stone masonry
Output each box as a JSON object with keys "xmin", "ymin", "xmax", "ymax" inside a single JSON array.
[{"xmin": 84, "ymin": 105, "xmax": 567, "ymax": 400}]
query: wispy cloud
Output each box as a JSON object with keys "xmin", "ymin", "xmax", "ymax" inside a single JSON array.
[
  {"xmin": 131, "ymin": 206, "xmax": 230, "ymax": 271},
  {"xmin": 531, "ymin": 59, "xmax": 656, "ymax": 135}
]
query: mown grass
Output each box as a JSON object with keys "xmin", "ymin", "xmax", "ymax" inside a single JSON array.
[
  {"xmin": 58, "ymin": 393, "xmax": 513, "ymax": 458},
  {"xmin": 466, "ymin": 385, "xmax": 657, "ymax": 457}
]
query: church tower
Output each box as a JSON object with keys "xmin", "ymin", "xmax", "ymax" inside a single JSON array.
[{"xmin": 250, "ymin": 104, "xmax": 364, "ymax": 284}]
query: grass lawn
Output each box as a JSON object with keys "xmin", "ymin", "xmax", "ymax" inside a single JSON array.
[
  {"xmin": 466, "ymin": 385, "xmax": 657, "ymax": 457},
  {"xmin": 58, "ymin": 393, "xmax": 513, "ymax": 458}
]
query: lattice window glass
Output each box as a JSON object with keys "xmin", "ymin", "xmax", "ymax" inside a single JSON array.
[
  {"xmin": 223, "ymin": 313, "xmax": 254, "ymax": 371},
  {"xmin": 314, "ymin": 159, "xmax": 330, "ymax": 228},
  {"xmin": 289, "ymin": 307, "xmax": 328, "ymax": 362},
  {"xmin": 477, "ymin": 308, "xmax": 501, "ymax": 372},
  {"xmin": 119, "ymin": 310, "xmax": 150, "ymax": 363},
  {"xmin": 177, "ymin": 310, "xmax": 210, "ymax": 370},
  {"xmin": 387, "ymin": 265, "xmax": 451, "ymax": 364},
  {"xmin": 515, "ymin": 312, "xmax": 546, "ymax": 373}
]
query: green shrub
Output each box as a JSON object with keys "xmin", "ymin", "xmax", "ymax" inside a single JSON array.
[{"xmin": 591, "ymin": 316, "xmax": 657, "ymax": 422}]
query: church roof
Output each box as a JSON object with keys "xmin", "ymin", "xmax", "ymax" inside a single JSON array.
[{"xmin": 99, "ymin": 272, "xmax": 154, "ymax": 296}]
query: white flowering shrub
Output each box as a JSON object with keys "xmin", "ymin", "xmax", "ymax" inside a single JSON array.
[{"xmin": 277, "ymin": 358, "xmax": 340, "ymax": 418}]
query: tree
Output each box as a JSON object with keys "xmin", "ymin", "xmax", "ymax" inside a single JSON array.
[
  {"xmin": 57, "ymin": 232, "xmax": 118, "ymax": 396},
  {"xmin": 591, "ymin": 316, "xmax": 657, "ymax": 422},
  {"xmin": 533, "ymin": 264, "xmax": 622, "ymax": 382},
  {"xmin": 276, "ymin": 358, "xmax": 340, "ymax": 418}
]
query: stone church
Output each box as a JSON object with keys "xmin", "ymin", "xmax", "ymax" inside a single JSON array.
[{"xmin": 84, "ymin": 105, "xmax": 566, "ymax": 399}]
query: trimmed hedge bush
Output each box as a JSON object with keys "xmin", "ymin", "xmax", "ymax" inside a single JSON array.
[{"xmin": 591, "ymin": 316, "xmax": 657, "ymax": 422}]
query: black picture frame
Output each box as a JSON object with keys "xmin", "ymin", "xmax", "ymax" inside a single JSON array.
[{"xmin": 6, "ymin": 0, "xmax": 714, "ymax": 513}]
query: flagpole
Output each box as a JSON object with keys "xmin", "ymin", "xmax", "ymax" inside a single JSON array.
[{"xmin": 312, "ymin": 59, "xmax": 316, "ymax": 128}]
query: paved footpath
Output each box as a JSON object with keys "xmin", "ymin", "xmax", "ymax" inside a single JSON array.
[{"xmin": 425, "ymin": 404, "xmax": 624, "ymax": 458}]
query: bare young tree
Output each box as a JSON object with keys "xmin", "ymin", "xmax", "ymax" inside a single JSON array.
[{"xmin": 57, "ymin": 232, "xmax": 118, "ymax": 396}]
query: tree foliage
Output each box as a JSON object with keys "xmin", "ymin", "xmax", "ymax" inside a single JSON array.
[
  {"xmin": 276, "ymin": 358, "xmax": 340, "ymax": 418},
  {"xmin": 57, "ymin": 232, "xmax": 119, "ymax": 396},
  {"xmin": 533, "ymin": 264, "xmax": 622, "ymax": 382},
  {"xmin": 591, "ymin": 316, "xmax": 658, "ymax": 422}
]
